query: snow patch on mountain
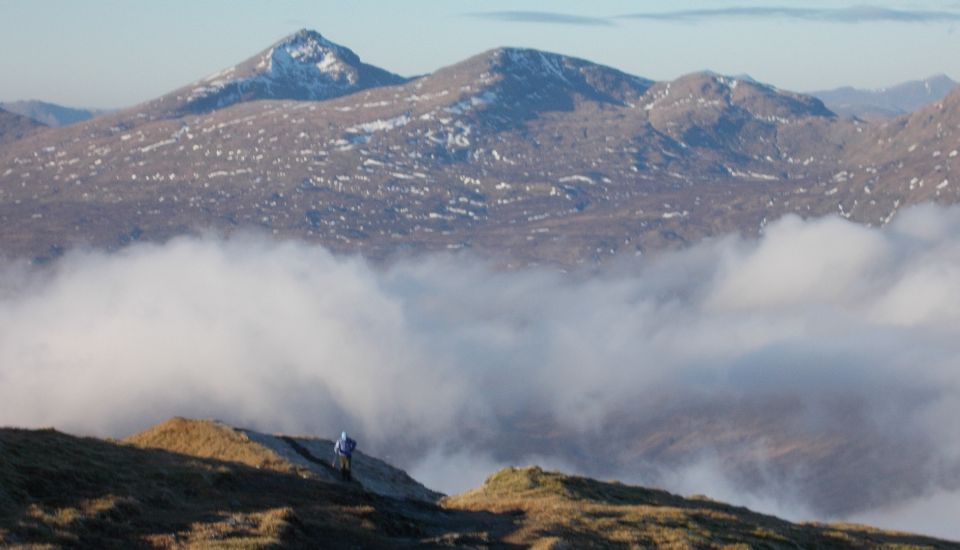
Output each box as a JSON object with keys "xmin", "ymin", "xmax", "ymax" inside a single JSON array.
[
  {"xmin": 346, "ymin": 114, "xmax": 411, "ymax": 134},
  {"xmin": 500, "ymin": 48, "xmax": 572, "ymax": 84}
]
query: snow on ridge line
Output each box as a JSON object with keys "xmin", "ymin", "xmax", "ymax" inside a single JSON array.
[{"xmin": 500, "ymin": 48, "xmax": 572, "ymax": 84}]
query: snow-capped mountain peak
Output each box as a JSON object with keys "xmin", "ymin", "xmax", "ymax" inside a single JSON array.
[
  {"xmin": 260, "ymin": 29, "xmax": 362, "ymax": 85},
  {"xmin": 159, "ymin": 29, "xmax": 406, "ymax": 115}
]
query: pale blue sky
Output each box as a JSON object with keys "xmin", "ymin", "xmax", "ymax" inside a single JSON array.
[{"xmin": 1, "ymin": 0, "xmax": 958, "ymax": 108}]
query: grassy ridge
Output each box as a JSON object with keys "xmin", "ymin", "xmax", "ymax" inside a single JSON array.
[
  {"xmin": 0, "ymin": 427, "xmax": 473, "ymax": 548},
  {"xmin": 1, "ymin": 423, "xmax": 957, "ymax": 548},
  {"xmin": 124, "ymin": 417, "xmax": 295, "ymax": 473},
  {"xmin": 444, "ymin": 466, "xmax": 957, "ymax": 549}
]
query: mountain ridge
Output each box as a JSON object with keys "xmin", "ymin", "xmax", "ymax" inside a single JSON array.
[{"xmin": 0, "ymin": 30, "xmax": 957, "ymax": 266}]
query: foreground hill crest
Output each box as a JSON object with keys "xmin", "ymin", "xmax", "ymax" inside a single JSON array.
[
  {"xmin": 126, "ymin": 416, "xmax": 440, "ymax": 502},
  {"xmin": 1, "ymin": 419, "xmax": 955, "ymax": 548}
]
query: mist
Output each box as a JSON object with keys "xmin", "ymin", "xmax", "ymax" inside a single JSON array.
[{"xmin": 2, "ymin": 204, "xmax": 960, "ymax": 539}]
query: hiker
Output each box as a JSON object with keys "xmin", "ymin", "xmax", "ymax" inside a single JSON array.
[{"xmin": 333, "ymin": 431, "xmax": 357, "ymax": 481}]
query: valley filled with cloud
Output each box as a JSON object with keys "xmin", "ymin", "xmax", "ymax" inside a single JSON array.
[{"xmin": 2, "ymin": 205, "xmax": 959, "ymax": 538}]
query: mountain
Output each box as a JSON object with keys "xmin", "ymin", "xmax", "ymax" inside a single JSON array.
[
  {"xmin": 0, "ymin": 100, "xmax": 107, "ymax": 127},
  {"xmin": 0, "ymin": 31, "xmax": 958, "ymax": 266},
  {"xmin": 640, "ymin": 71, "xmax": 838, "ymax": 175},
  {"xmin": 2, "ymin": 419, "xmax": 955, "ymax": 548},
  {"xmin": 142, "ymin": 29, "xmax": 407, "ymax": 118},
  {"xmin": 0, "ymin": 107, "xmax": 47, "ymax": 145},
  {"xmin": 813, "ymin": 74, "xmax": 958, "ymax": 118},
  {"xmin": 425, "ymin": 47, "xmax": 654, "ymax": 124},
  {"xmin": 0, "ymin": 40, "xmax": 852, "ymax": 265}
]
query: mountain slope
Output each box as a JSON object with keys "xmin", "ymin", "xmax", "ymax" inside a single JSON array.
[
  {"xmin": 641, "ymin": 71, "xmax": 840, "ymax": 175},
  {"xmin": 813, "ymin": 74, "xmax": 958, "ymax": 118},
  {"xmin": 0, "ymin": 100, "xmax": 106, "ymax": 127},
  {"xmin": 142, "ymin": 29, "xmax": 407, "ymax": 118},
  {"xmin": 1, "ymin": 422, "xmax": 955, "ymax": 548},
  {"xmin": 825, "ymin": 86, "xmax": 960, "ymax": 224}
]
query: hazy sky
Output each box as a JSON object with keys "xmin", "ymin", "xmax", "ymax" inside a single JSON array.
[{"xmin": 1, "ymin": 0, "xmax": 958, "ymax": 108}]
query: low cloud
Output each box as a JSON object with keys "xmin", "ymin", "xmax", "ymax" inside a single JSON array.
[{"xmin": 2, "ymin": 205, "xmax": 960, "ymax": 539}]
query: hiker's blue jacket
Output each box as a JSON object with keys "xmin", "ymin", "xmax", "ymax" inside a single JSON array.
[{"xmin": 334, "ymin": 437, "xmax": 356, "ymax": 457}]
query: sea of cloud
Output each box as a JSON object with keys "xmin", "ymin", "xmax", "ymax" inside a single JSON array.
[{"xmin": 1, "ymin": 204, "xmax": 959, "ymax": 539}]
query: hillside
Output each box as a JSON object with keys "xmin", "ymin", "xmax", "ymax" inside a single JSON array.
[{"xmin": 1, "ymin": 419, "xmax": 957, "ymax": 548}]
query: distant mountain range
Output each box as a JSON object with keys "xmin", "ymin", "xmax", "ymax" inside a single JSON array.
[
  {"xmin": 0, "ymin": 106, "xmax": 46, "ymax": 145},
  {"xmin": 0, "ymin": 29, "xmax": 958, "ymax": 265},
  {"xmin": 0, "ymin": 100, "xmax": 107, "ymax": 127},
  {"xmin": 812, "ymin": 74, "xmax": 958, "ymax": 118}
]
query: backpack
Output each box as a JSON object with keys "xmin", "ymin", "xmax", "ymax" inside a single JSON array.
[{"xmin": 337, "ymin": 437, "xmax": 356, "ymax": 456}]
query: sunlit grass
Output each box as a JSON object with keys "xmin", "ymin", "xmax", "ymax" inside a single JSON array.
[{"xmin": 443, "ymin": 466, "xmax": 953, "ymax": 549}]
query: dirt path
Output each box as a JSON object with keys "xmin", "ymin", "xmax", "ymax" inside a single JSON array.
[{"xmin": 279, "ymin": 435, "xmax": 342, "ymax": 477}]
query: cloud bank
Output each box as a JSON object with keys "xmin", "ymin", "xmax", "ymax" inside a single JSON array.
[{"xmin": 2, "ymin": 205, "xmax": 960, "ymax": 539}]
